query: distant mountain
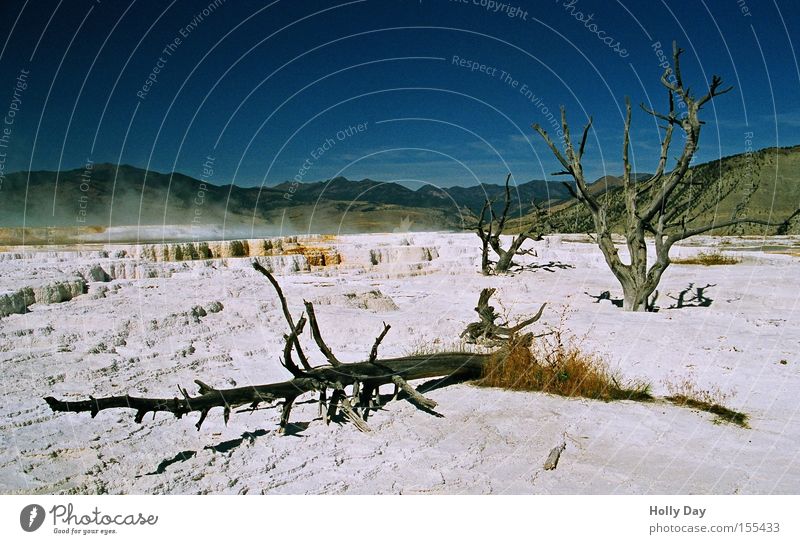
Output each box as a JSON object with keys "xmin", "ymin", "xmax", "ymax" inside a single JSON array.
[
  {"xmin": 416, "ymin": 178, "xmax": 574, "ymax": 214},
  {"xmin": 0, "ymin": 163, "xmax": 280, "ymax": 230},
  {"xmin": 2, "ymin": 145, "xmax": 798, "ymax": 243},
  {"xmin": 584, "ymin": 173, "xmax": 652, "ymax": 196},
  {"xmin": 0, "ymin": 165, "xmax": 570, "ymax": 238}
]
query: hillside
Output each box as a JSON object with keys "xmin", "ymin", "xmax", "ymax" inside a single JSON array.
[{"xmin": 534, "ymin": 146, "xmax": 800, "ymax": 236}]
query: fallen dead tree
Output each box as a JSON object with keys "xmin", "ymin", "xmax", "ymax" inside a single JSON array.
[{"xmin": 45, "ymin": 261, "xmax": 544, "ymax": 433}]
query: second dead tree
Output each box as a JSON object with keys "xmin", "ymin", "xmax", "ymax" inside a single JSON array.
[{"xmin": 476, "ymin": 173, "xmax": 552, "ymax": 275}]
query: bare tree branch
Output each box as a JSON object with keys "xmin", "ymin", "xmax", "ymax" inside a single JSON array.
[
  {"xmin": 252, "ymin": 261, "xmax": 311, "ymax": 370},
  {"xmin": 391, "ymin": 376, "xmax": 438, "ymax": 411},
  {"xmin": 281, "ymin": 315, "xmax": 307, "ymax": 377},
  {"xmin": 640, "ymin": 90, "xmax": 676, "ymax": 185},
  {"xmin": 666, "ymin": 214, "xmax": 799, "ymax": 244},
  {"xmin": 495, "ymin": 173, "xmax": 513, "ymax": 234},
  {"xmin": 578, "ymin": 117, "xmax": 593, "ymax": 160},
  {"xmin": 531, "ymin": 122, "xmax": 571, "ymax": 172},
  {"xmin": 697, "ymin": 75, "xmax": 734, "ymax": 108},
  {"xmin": 368, "ymin": 323, "xmax": 391, "ymax": 365},
  {"xmin": 622, "ymin": 97, "xmax": 633, "ymax": 192},
  {"xmin": 303, "ymin": 300, "xmax": 341, "ymax": 367}
]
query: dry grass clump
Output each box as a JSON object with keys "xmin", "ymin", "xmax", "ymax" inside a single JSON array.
[
  {"xmin": 405, "ymin": 338, "xmax": 474, "ymax": 357},
  {"xmin": 672, "ymin": 251, "xmax": 740, "ymax": 265},
  {"xmin": 664, "ymin": 379, "xmax": 748, "ymax": 427},
  {"xmin": 476, "ymin": 333, "xmax": 651, "ymax": 402}
]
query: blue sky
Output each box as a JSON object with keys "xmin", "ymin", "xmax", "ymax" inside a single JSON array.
[{"xmin": 1, "ymin": 0, "xmax": 799, "ymax": 188}]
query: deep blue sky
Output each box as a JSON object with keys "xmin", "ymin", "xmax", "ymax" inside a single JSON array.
[{"xmin": 0, "ymin": 0, "xmax": 798, "ymax": 188}]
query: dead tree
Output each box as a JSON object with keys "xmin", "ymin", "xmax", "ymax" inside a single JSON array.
[
  {"xmin": 476, "ymin": 173, "xmax": 548, "ymax": 274},
  {"xmin": 44, "ymin": 261, "xmax": 544, "ymax": 434},
  {"xmin": 461, "ymin": 288, "xmax": 546, "ymax": 347},
  {"xmin": 533, "ymin": 41, "xmax": 799, "ymax": 311}
]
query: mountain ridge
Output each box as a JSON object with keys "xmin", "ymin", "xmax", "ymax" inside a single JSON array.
[
  {"xmin": 535, "ymin": 145, "xmax": 800, "ymax": 236},
  {"xmin": 1, "ymin": 144, "xmax": 799, "ymax": 238},
  {"xmin": 0, "ymin": 164, "xmax": 571, "ymax": 231}
]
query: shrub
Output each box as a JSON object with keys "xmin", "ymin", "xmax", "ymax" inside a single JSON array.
[
  {"xmin": 672, "ymin": 252, "xmax": 740, "ymax": 265},
  {"xmin": 664, "ymin": 378, "xmax": 748, "ymax": 427},
  {"xmin": 476, "ymin": 332, "xmax": 651, "ymax": 402}
]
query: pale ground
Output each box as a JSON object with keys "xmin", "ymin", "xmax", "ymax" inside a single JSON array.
[{"xmin": 0, "ymin": 232, "xmax": 798, "ymax": 494}]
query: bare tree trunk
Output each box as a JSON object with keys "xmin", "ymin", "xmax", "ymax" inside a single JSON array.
[
  {"xmin": 622, "ymin": 224, "xmax": 650, "ymax": 311},
  {"xmin": 479, "ymin": 233, "xmax": 491, "ymax": 275},
  {"xmin": 621, "ymin": 282, "xmax": 652, "ymax": 312},
  {"xmin": 494, "ymin": 249, "xmax": 514, "ymax": 273},
  {"xmin": 533, "ymin": 41, "xmax": 797, "ymax": 311},
  {"xmin": 476, "ymin": 199, "xmax": 493, "ymax": 275}
]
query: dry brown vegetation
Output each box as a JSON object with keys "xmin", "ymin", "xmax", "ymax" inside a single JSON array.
[
  {"xmin": 667, "ymin": 396, "xmax": 748, "ymax": 427},
  {"xmin": 476, "ymin": 335, "xmax": 749, "ymax": 427},
  {"xmin": 664, "ymin": 378, "xmax": 748, "ymax": 427},
  {"xmin": 405, "ymin": 338, "xmax": 474, "ymax": 357},
  {"xmin": 476, "ymin": 332, "xmax": 652, "ymax": 402},
  {"xmin": 672, "ymin": 251, "xmax": 740, "ymax": 265}
]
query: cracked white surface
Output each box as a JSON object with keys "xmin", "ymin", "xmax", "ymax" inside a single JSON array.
[{"xmin": 0, "ymin": 233, "xmax": 798, "ymax": 494}]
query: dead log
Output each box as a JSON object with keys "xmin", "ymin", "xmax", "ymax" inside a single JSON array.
[
  {"xmin": 44, "ymin": 261, "xmax": 544, "ymax": 434},
  {"xmin": 44, "ymin": 345, "xmax": 496, "ymax": 431},
  {"xmin": 461, "ymin": 288, "xmax": 546, "ymax": 347}
]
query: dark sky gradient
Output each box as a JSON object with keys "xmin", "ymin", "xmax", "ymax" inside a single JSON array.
[{"xmin": 0, "ymin": 0, "xmax": 798, "ymax": 188}]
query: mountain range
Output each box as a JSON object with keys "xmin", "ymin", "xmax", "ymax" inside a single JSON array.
[
  {"xmin": 0, "ymin": 164, "xmax": 571, "ymax": 238},
  {"xmin": 0, "ymin": 144, "xmax": 798, "ymax": 243}
]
